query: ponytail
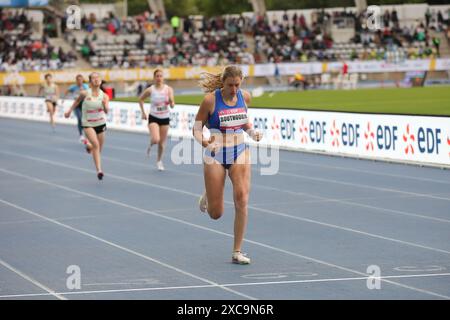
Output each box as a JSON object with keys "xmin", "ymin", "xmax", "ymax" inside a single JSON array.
[{"xmin": 199, "ymin": 65, "xmax": 243, "ymax": 93}]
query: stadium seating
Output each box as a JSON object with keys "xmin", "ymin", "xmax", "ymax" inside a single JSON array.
[
  {"xmin": 1, "ymin": 4, "xmax": 449, "ymax": 71},
  {"xmin": 0, "ymin": 8, "xmax": 78, "ymax": 72}
]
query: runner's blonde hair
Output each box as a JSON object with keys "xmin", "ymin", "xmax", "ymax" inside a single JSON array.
[{"xmin": 199, "ymin": 65, "xmax": 243, "ymax": 93}]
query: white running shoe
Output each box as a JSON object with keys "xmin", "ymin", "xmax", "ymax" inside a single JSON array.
[
  {"xmin": 79, "ymin": 135, "xmax": 85, "ymax": 143},
  {"xmin": 232, "ymin": 251, "xmax": 251, "ymax": 265},
  {"xmin": 198, "ymin": 192, "xmax": 208, "ymax": 213},
  {"xmin": 157, "ymin": 161, "xmax": 164, "ymax": 171}
]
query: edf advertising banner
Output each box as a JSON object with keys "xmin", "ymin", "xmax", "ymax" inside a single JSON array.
[{"xmin": 1, "ymin": 97, "xmax": 449, "ymax": 167}]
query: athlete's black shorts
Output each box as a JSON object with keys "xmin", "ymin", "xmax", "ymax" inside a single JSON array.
[
  {"xmin": 148, "ymin": 115, "xmax": 170, "ymax": 126},
  {"xmin": 83, "ymin": 124, "xmax": 107, "ymax": 134},
  {"xmin": 45, "ymin": 99, "xmax": 57, "ymax": 108}
]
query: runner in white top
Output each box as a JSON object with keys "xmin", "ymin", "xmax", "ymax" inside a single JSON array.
[
  {"xmin": 138, "ymin": 69, "xmax": 175, "ymax": 171},
  {"xmin": 38, "ymin": 73, "xmax": 60, "ymax": 132},
  {"xmin": 149, "ymin": 83, "xmax": 171, "ymax": 119},
  {"xmin": 65, "ymin": 72, "xmax": 109, "ymax": 180}
]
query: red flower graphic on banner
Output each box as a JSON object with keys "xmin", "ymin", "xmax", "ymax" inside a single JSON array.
[
  {"xmin": 129, "ymin": 109, "xmax": 136, "ymax": 127},
  {"xmin": 447, "ymin": 136, "xmax": 450, "ymax": 157},
  {"xmin": 180, "ymin": 111, "xmax": 188, "ymax": 131},
  {"xmin": 271, "ymin": 115, "xmax": 280, "ymax": 141},
  {"xmin": 402, "ymin": 124, "xmax": 415, "ymax": 155},
  {"xmin": 298, "ymin": 117, "xmax": 308, "ymax": 144},
  {"xmin": 364, "ymin": 122, "xmax": 375, "ymax": 151},
  {"xmin": 114, "ymin": 107, "xmax": 120, "ymax": 125},
  {"xmin": 330, "ymin": 120, "xmax": 340, "ymax": 147}
]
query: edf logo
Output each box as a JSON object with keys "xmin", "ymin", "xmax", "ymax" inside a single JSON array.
[
  {"xmin": 309, "ymin": 121, "xmax": 326, "ymax": 144},
  {"xmin": 281, "ymin": 118, "xmax": 296, "ymax": 140},
  {"xmin": 107, "ymin": 109, "xmax": 114, "ymax": 122},
  {"xmin": 120, "ymin": 109, "xmax": 128, "ymax": 124},
  {"xmin": 19, "ymin": 102, "xmax": 26, "ymax": 114},
  {"xmin": 417, "ymin": 128, "xmax": 441, "ymax": 154},
  {"xmin": 377, "ymin": 125, "xmax": 398, "ymax": 150},
  {"xmin": 38, "ymin": 104, "xmax": 45, "ymax": 116},
  {"xmin": 135, "ymin": 110, "xmax": 142, "ymax": 125},
  {"xmin": 186, "ymin": 113, "xmax": 196, "ymax": 131},
  {"xmin": 170, "ymin": 112, "xmax": 179, "ymax": 129},
  {"xmin": 342, "ymin": 123, "xmax": 360, "ymax": 147},
  {"xmin": 28, "ymin": 103, "xmax": 34, "ymax": 115},
  {"xmin": 253, "ymin": 117, "xmax": 268, "ymax": 133}
]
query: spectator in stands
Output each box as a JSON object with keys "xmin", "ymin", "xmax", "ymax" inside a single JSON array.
[
  {"xmin": 391, "ymin": 8, "xmax": 399, "ymax": 27},
  {"xmin": 425, "ymin": 8, "xmax": 432, "ymax": 28},
  {"xmin": 171, "ymin": 15, "xmax": 180, "ymax": 33},
  {"xmin": 138, "ymin": 31, "xmax": 145, "ymax": 50},
  {"xmin": 273, "ymin": 62, "xmax": 282, "ymax": 87},
  {"xmin": 383, "ymin": 10, "xmax": 390, "ymax": 28},
  {"xmin": 433, "ymin": 36, "xmax": 441, "ymax": 57},
  {"xmin": 43, "ymin": 15, "xmax": 57, "ymax": 38},
  {"xmin": 80, "ymin": 43, "xmax": 90, "ymax": 58},
  {"xmin": 342, "ymin": 61, "xmax": 348, "ymax": 76},
  {"xmin": 447, "ymin": 25, "xmax": 450, "ymax": 44},
  {"xmin": 416, "ymin": 23, "xmax": 426, "ymax": 42},
  {"xmin": 289, "ymin": 72, "xmax": 308, "ymax": 90},
  {"xmin": 183, "ymin": 16, "xmax": 193, "ymax": 33}
]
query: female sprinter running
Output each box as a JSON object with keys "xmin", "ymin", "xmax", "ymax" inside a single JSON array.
[
  {"xmin": 64, "ymin": 72, "xmax": 109, "ymax": 180},
  {"xmin": 38, "ymin": 73, "xmax": 60, "ymax": 132},
  {"xmin": 193, "ymin": 65, "xmax": 262, "ymax": 264},
  {"xmin": 138, "ymin": 69, "xmax": 175, "ymax": 171}
]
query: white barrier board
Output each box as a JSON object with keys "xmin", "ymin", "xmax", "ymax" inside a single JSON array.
[{"xmin": 1, "ymin": 97, "xmax": 449, "ymax": 167}]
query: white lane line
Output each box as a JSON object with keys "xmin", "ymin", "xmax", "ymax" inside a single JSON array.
[
  {"xmin": 0, "ymin": 168, "xmax": 449, "ymax": 300},
  {"xmin": 275, "ymin": 171, "xmax": 450, "ymax": 201},
  {"xmin": 3, "ymin": 122, "xmax": 448, "ymax": 186},
  {"xmin": 256, "ymin": 184, "xmax": 450, "ymax": 224},
  {"xmin": 1, "ymin": 127, "xmax": 449, "ymax": 200},
  {"xmin": 2, "ymin": 151, "xmax": 450, "ymax": 255},
  {"xmin": 1, "ymin": 272, "xmax": 450, "ymax": 299},
  {"xmin": 0, "ymin": 258, "xmax": 66, "ymax": 300},
  {"xmin": 90, "ymin": 150, "xmax": 450, "ymax": 224},
  {"xmin": 0, "ymin": 198, "xmax": 256, "ymax": 300},
  {"xmin": 279, "ymin": 158, "xmax": 450, "ymax": 185},
  {"xmin": 2, "ymin": 135, "xmax": 448, "ymax": 225},
  {"xmin": 0, "ymin": 212, "xmax": 138, "ymax": 226},
  {"xmin": 247, "ymin": 202, "xmax": 450, "ymax": 255}
]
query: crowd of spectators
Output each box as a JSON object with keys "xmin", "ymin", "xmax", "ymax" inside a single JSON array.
[
  {"xmin": 1, "ymin": 6, "xmax": 450, "ymax": 72},
  {"xmin": 352, "ymin": 7, "xmax": 450, "ymax": 60},
  {"xmin": 68, "ymin": 12, "xmax": 257, "ymax": 68},
  {"xmin": 0, "ymin": 9, "xmax": 78, "ymax": 72},
  {"xmin": 69, "ymin": 6, "xmax": 450, "ymax": 69}
]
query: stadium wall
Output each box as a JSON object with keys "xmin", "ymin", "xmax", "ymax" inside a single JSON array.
[
  {"xmin": 1, "ymin": 96, "xmax": 449, "ymax": 169},
  {"xmin": 2, "ymin": 59, "xmax": 450, "ymax": 86}
]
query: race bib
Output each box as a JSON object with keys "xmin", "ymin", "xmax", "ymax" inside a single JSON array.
[{"xmin": 218, "ymin": 108, "xmax": 248, "ymax": 130}]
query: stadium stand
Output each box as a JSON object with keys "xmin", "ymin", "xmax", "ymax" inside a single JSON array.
[
  {"xmin": 60, "ymin": 4, "xmax": 450, "ymax": 69},
  {"xmin": 1, "ymin": 3, "xmax": 449, "ymax": 71},
  {"xmin": 0, "ymin": 8, "xmax": 78, "ymax": 72},
  {"xmin": 1, "ymin": 2, "xmax": 450, "ymax": 97}
]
